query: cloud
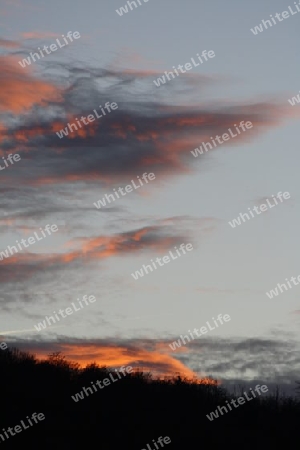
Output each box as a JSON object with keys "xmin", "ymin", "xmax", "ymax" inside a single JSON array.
[
  {"xmin": 0, "ymin": 56, "xmax": 62, "ymax": 113},
  {"xmin": 0, "ymin": 222, "xmax": 190, "ymax": 283},
  {"xmin": 5, "ymin": 335, "xmax": 300, "ymax": 391},
  {"xmin": 177, "ymin": 336, "xmax": 300, "ymax": 388},
  {"xmin": 7, "ymin": 337, "xmax": 201, "ymax": 379},
  {"xmin": 21, "ymin": 32, "xmax": 62, "ymax": 40},
  {"xmin": 0, "ymin": 61, "xmax": 296, "ymax": 190},
  {"xmin": 0, "ymin": 57, "xmax": 298, "ymax": 337},
  {"xmin": 0, "ymin": 38, "xmax": 20, "ymax": 48}
]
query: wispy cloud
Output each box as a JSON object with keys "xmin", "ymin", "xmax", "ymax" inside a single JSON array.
[
  {"xmin": 0, "ymin": 38, "xmax": 20, "ymax": 48},
  {"xmin": 0, "ymin": 59, "xmax": 297, "ymax": 191},
  {"xmin": 21, "ymin": 32, "xmax": 62, "ymax": 40},
  {"xmin": 0, "ymin": 222, "xmax": 191, "ymax": 282}
]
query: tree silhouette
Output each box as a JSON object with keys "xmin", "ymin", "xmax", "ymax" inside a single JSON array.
[{"xmin": 0, "ymin": 346, "xmax": 299, "ymax": 449}]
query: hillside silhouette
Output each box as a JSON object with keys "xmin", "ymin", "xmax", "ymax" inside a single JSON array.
[{"xmin": 1, "ymin": 347, "xmax": 299, "ymax": 449}]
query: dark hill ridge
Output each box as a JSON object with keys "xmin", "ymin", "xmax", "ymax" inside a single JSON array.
[{"xmin": 0, "ymin": 347, "xmax": 299, "ymax": 449}]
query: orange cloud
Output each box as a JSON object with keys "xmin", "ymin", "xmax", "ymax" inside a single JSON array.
[
  {"xmin": 25, "ymin": 341, "xmax": 216, "ymax": 382},
  {"xmin": 0, "ymin": 56, "xmax": 62, "ymax": 113},
  {"xmin": 0, "ymin": 226, "xmax": 185, "ymax": 282}
]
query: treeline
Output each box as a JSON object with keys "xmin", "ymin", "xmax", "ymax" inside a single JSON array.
[{"xmin": 0, "ymin": 347, "xmax": 299, "ymax": 449}]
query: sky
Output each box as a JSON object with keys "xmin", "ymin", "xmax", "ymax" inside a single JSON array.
[{"xmin": 0, "ymin": 0, "xmax": 300, "ymax": 391}]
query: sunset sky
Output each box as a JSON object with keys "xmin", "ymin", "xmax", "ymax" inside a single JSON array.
[{"xmin": 1, "ymin": 0, "xmax": 300, "ymax": 391}]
